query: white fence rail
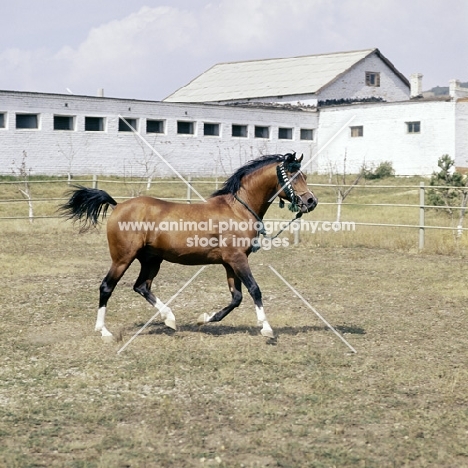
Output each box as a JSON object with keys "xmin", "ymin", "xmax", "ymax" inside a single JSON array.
[{"xmin": 1, "ymin": 178, "xmax": 467, "ymax": 250}]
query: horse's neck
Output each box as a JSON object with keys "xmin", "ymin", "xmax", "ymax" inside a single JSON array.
[{"xmin": 238, "ymin": 170, "xmax": 277, "ymax": 218}]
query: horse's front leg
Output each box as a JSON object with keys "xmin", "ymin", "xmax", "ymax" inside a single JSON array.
[{"xmin": 229, "ymin": 253, "xmax": 274, "ymax": 338}]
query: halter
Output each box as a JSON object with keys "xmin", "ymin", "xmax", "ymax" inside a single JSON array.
[
  {"xmin": 234, "ymin": 159, "xmax": 305, "ymax": 252},
  {"xmin": 276, "ymin": 161, "xmax": 302, "ymax": 212}
]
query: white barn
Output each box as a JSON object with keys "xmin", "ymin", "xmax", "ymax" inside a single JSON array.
[
  {"xmin": 164, "ymin": 49, "xmax": 410, "ymax": 106},
  {"xmin": 1, "ymin": 48, "xmax": 467, "ymax": 177}
]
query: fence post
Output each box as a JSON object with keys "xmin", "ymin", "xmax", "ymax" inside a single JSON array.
[
  {"xmin": 419, "ymin": 182, "xmax": 425, "ymax": 251},
  {"xmin": 294, "ymin": 220, "xmax": 300, "ymax": 245},
  {"xmin": 92, "ymin": 174, "xmax": 98, "ymax": 189},
  {"xmin": 187, "ymin": 176, "xmax": 192, "ymax": 204}
]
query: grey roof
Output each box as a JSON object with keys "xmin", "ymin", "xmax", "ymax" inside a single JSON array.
[{"xmin": 164, "ymin": 48, "xmax": 407, "ymax": 103}]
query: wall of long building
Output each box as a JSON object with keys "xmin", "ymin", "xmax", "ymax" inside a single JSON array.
[
  {"xmin": 455, "ymin": 98, "xmax": 468, "ymax": 170},
  {"xmin": 1, "ymin": 90, "xmax": 465, "ymax": 177},
  {"xmin": 0, "ymin": 91, "xmax": 319, "ymax": 177},
  {"xmin": 316, "ymin": 99, "xmax": 457, "ymax": 175}
]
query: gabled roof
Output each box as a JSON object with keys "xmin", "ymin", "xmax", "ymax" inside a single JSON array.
[{"xmin": 164, "ymin": 48, "xmax": 409, "ymax": 103}]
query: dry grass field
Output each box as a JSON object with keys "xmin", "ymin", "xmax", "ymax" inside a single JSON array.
[{"xmin": 1, "ymin": 177, "xmax": 468, "ymax": 467}]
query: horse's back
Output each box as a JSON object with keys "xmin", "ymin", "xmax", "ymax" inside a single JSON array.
[
  {"xmin": 105, "ymin": 196, "xmax": 236, "ymax": 264},
  {"xmin": 110, "ymin": 195, "xmax": 231, "ymax": 222}
]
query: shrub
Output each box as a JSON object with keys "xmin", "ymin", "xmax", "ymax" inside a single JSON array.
[{"xmin": 363, "ymin": 161, "xmax": 395, "ymax": 180}]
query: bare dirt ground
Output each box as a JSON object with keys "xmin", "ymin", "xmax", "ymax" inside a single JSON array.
[{"xmin": 1, "ymin": 222, "xmax": 467, "ymax": 467}]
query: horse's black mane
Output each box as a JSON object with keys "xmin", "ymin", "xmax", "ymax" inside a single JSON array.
[{"xmin": 211, "ymin": 153, "xmax": 293, "ymax": 197}]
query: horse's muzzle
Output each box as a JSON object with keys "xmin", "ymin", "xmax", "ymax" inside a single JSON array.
[{"xmin": 300, "ymin": 193, "xmax": 318, "ymax": 213}]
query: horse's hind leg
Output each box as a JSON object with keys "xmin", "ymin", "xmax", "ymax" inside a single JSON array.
[
  {"xmin": 96, "ymin": 261, "xmax": 131, "ymax": 342},
  {"xmin": 197, "ymin": 264, "xmax": 242, "ymax": 325},
  {"xmin": 133, "ymin": 257, "xmax": 177, "ymax": 330}
]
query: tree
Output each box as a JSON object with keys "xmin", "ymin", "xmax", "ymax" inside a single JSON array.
[
  {"xmin": 327, "ymin": 150, "xmax": 365, "ymax": 223},
  {"xmin": 428, "ymin": 155, "xmax": 468, "ymax": 235},
  {"xmin": 11, "ymin": 151, "xmax": 34, "ymax": 223}
]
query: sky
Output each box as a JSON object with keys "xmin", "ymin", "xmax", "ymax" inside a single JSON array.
[{"xmin": 0, "ymin": 0, "xmax": 466, "ymax": 101}]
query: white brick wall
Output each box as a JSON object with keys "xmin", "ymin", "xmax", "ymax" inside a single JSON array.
[
  {"xmin": 318, "ymin": 52, "xmax": 409, "ymax": 103},
  {"xmin": 317, "ymin": 100, "xmax": 456, "ymax": 175},
  {"xmin": 1, "ymin": 90, "xmax": 466, "ymax": 177},
  {"xmin": 0, "ymin": 91, "xmax": 319, "ymax": 177},
  {"xmin": 455, "ymin": 99, "xmax": 468, "ymax": 169}
]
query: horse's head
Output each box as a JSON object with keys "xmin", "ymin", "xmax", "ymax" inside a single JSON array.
[{"xmin": 276, "ymin": 153, "xmax": 318, "ymax": 214}]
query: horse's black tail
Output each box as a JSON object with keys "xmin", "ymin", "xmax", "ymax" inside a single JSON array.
[{"xmin": 60, "ymin": 185, "xmax": 118, "ymax": 232}]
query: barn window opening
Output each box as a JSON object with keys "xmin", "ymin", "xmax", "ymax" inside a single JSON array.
[
  {"xmin": 365, "ymin": 72, "xmax": 380, "ymax": 87},
  {"xmin": 177, "ymin": 121, "xmax": 195, "ymax": 135},
  {"xmin": 232, "ymin": 124, "xmax": 247, "ymax": 137},
  {"xmin": 350, "ymin": 126, "xmax": 364, "ymax": 138},
  {"xmin": 146, "ymin": 119, "xmax": 165, "ymax": 134},
  {"xmin": 85, "ymin": 117, "xmax": 105, "ymax": 132},
  {"xmin": 406, "ymin": 121, "xmax": 421, "ymax": 133},
  {"xmin": 204, "ymin": 123, "xmax": 220, "ymax": 136},
  {"xmin": 254, "ymin": 126, "xmax": 269, "ymax": 138},
  {"xmin": 278, "ymin": 127, "xmax": 293, "ymax": 140},
  {"xmin": 54, "ymin": 115, "xmax": 74, "ymax": 131},
  {"xmin": 118, "ymin": 117, "xmax": 137, "ymax": 132},
  {"xmin": 0, "ymin": 113, "xmax": 5, "ymax": 128},
  {"xmin": 300, "ymin": 128, "xmax": 314, "ymax": 140},
  {"xmin": 16, "ymin": 113, "xmax": 39, "ymax": 129}
]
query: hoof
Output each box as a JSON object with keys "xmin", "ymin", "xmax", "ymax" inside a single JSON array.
[
  {"xmin": 261, "ymin": 328, "xmax": 275, "ymax": 339},
  {"xmin": 197, "ymin": 313, "xmax": 210, "ymax": 326},
  {"xmin": 101, "ymin": 334, "xmax": 116, "ymax": 344},
  {"xmin": 164, "ymin": 318, "xmax": 176, "ymax": 330}
]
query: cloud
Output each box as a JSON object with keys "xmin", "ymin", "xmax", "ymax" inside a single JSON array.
[
  {"xmin": 0, "ymin": 0, "xmax": 466, "ymax": 98},
  {"xmin": 59, "ymin": 6, "xmax": 198, "ymax": 95},
  {"xmin": 0, "ymin": 1, "xmax": 338, "ymax": 98}
]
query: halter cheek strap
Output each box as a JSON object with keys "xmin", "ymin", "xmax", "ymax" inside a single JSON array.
[
  {"xmin": 276, "ymin": 163, "xmax": 301, "ymax": 212},
  {"xmin": 234, "ymin": 161, "xmax": 304, "ymax": 253}
]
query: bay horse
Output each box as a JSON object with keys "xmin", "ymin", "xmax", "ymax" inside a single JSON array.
[{"xmin": 61, "ymin": 153, "xmax": 317, "ymax": 341}]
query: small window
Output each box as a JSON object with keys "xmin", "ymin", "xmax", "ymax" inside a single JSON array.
[
  {"xmin": 177, "ymin": 121, "xmax": 194, "ymax": 135},
  {"xmin": 255, "ymin": 126, "xmax": 269, "ymax": 138},
  {"xmin": 278, "ymin": 128, "xmax": 293, "ymax": 140},
  {"xmin": 119, "ymin": 117, "xmax": 137, "ymax": 132},
  {"xmin": 406, "ymin": 121, "xmax": 421, "ymax": 134},
  {"xmin": 232, "ymin": 124, "xmax": 247, "ymax": 138},
  {"xmin": 300, "ymin": 129, "xmax": 314, "ymax": 140},
  {"xmin": 365, "ymin": 72, "xmax": 380, "ymax": 87},
  {"xmin": 54, "ymin": 115, "xmax": 74, "ymax": 131},
  {"xmin": 85, "ymin": 117, "xmax": 105, "ymax": 132},
  {"xmin": 16, "ymin": 113, "xmax": 39, "ymax": 129},
  {"xmin": 204, "ymin": 123, "xmax": 220, "ymax": 136},
  {"xmin": 146, "ymin": 119, "xmax": 165, "ymax": 134},
  {"xmin": 350, "ymin": 126, "xmax": 364, "ymax": 138},
  {"xmin": 0, "ymin": 113, "xmax": 5, "ymax": 128}
]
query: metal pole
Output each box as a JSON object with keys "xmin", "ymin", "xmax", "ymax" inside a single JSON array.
[
  {"xmin": 92, "ymin": 174, "xmax": 98, "ymax": 189},
  {"xmin": 419, "ymin": 182, "xmax": 425, "ymax": 250}
]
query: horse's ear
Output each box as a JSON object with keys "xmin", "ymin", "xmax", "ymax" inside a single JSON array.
[
  {"xmin": 298, "ymin": 154, "xmax": 303, "ymax": 163},
  {"xmin": 286, "ymin": 152, "xmax": 295, "ymax": 163},
  {"xmin": 284, "ymin": 152, "xmax": 302, "ymax": 172}
]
